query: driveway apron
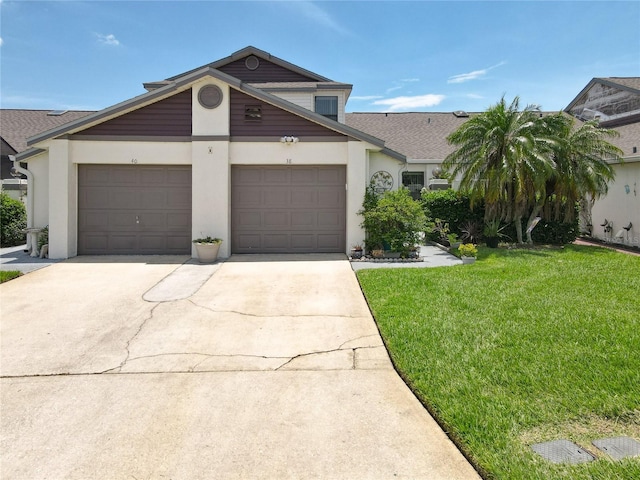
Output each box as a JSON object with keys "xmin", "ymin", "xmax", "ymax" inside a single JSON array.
[{"xmin": 1, "ymin": 254, "xmax": 479, "ymax": 479}]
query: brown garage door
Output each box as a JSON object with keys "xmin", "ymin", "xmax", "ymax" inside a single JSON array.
[
  {"xmin": 78, "ymin": 165, "xmax": 192, "ymax": 255},
  {"xmin": 232, "ymin": 165, "xmax": 346, "ymax": 253}
]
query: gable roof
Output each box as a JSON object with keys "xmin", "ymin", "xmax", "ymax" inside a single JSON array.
[
  {"xmin": 564, "ymin": 77, "xmax": 640, "ymax": 112},
  {"xmin": 1, "ymin": 109, "xmax": 94, "ymax": 154},
  {"xmin": 164, "ymin": 46, "xmax": 333, "ymax": 84},
  {"xmin": 18, "ymin": 66, "xmax": 401, "ymax": 161}
]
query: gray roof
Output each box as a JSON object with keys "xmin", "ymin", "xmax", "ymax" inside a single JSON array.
[
  {"xmin": 0, "ymin": 109, "xmax": 94, "ymax": 153},
  {"xmin": 607, "ymin": 120, "xmax": 640, "ymax": 158},
  {"xmin": 345, "ymin": 112, "xmax": 475, "ymax": 160},
  {"xmin": 247, "ymin": 82, "xmax": 352, "ymax": 91},
  {"xmin": 347, "ymin": 110, "xmax": 639, "ymax": 161}
]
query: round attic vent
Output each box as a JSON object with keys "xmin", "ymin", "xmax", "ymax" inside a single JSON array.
[
  {"xmin": 198, "ymin": 85, "xmax": 223, "ymax": 109},
  {"xmin": 245, "ymin": 55, "xmax": 260, "ymax": 71}
]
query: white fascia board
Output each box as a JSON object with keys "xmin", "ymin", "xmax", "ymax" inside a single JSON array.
[{"xmin": 406, "ymin": 158, "xmax": 445, "ymax": 164}]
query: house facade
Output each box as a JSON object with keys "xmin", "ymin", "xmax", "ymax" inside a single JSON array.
[
  {"xmin": 564, "ymin": 78, "xmax": 640, "ymax": 247},
  {"xmin": 10, "ymin": 47, "xmax": 639, "ymax": 258},
  {"xmin": 15, "ymin": 46, "xmax": 407, "ymax": 259}
]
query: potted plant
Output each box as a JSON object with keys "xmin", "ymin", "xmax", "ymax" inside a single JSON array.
[
  {"xmin": 192, "ymin": 236, "xmax": 222, "ymax": 263},
  {"xmin": 483, "ymin": 219, "xmax": 508, "ymax": 248},
  {"xmin": 350, "ymin": 243, "xmax": 364, "ymax": 259},
  {"xmin": 458, "ymin": 243, "xmax": 478, "ymax": 264}
]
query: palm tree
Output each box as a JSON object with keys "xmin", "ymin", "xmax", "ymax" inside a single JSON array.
[
  {"xmin": 443, "ymin": 96, "xmax": 556, "ymax": 244},
  {"xmin": 545, "ymin": 115, "xmax": 622, "ymax": 225}
]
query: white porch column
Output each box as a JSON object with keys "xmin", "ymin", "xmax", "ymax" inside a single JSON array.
[
  {"xmin": 347, "ymin": 140, "xmax": 367, "ymax": 251},
  {"xmin": 48, "ymin": 139, "xmax": 76, "ymax": 259}
]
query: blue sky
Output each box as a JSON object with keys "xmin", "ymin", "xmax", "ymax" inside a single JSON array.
[{"xmin": 1, "ymin": 0, "xmax": 639, "ymax": 113}]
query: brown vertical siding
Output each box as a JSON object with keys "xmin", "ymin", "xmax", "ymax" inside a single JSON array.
[
  {"xmin": 76, "ymin": 90, "xmax": 192, "ymax": 136},
  {"xmin": 230, "ymin": 90, "xmax": 344, "ymax": 137},
  {"xmin": 219, "ymin": 57, "xmax": 316, "ymax": 82}
]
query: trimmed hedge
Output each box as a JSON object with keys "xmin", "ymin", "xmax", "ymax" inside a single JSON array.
[
  {"xmin": 420, "ymin": 189, "xmax": 484, "ymax": 236},
  {"xmin": 0, "ymin": 192, "xmax": 27, "ymax": 247},
  {"xmin": 504, "ymin": 217, "xmax": 579, "ymax": 245}
]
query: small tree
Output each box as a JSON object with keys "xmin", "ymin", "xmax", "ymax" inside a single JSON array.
[
  {"xmin": 359, "ymin": 187, "xmax": 426, "ymax": 257},
  {"xmin": 0, "ymin": 192, "xmax": 27, "ymax": 247}
]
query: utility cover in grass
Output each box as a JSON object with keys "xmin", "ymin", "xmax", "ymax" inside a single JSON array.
[
  {"xmin": 531, "ymin": 440, "xmax": 595, "ymax": 464},
  {"xmin": 592, "ymin": 437, "xmax": 640, "ymax": 460}
]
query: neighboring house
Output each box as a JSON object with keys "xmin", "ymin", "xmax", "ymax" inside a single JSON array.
[
  {"xmin": 9, "ymin": 46, "xmax": 639, "ymax": 258},
  {"xmin": 1, "ymin": 109, "xmax": 94, "ymax": 201},
  {"xmin": 564, "ymin": 78, "xmax": 640, "ymax": 247}
]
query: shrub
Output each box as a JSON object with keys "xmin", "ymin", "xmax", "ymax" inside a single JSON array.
[
  {"xmin": 421, "ymin": 189, "xmax": 483, "ymax": 237},
  {"xmin": 360, "ymin": 188, "xmax": 426, "ymax": 257},
  {"xmin": 503, "ymin": 218, "xmax": 579, "ymax": 245},
  {"xmin": 0, "ymin": 192, "xmax": 27, "ymax": 247},
  {"xmin": 458, "ymin": 243, "xmax": 478, "ymax": 258}
]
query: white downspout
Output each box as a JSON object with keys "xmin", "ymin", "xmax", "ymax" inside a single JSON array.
[{"xmin": 9, "ymin": 155, "xmax": 35, "ymax": 251}]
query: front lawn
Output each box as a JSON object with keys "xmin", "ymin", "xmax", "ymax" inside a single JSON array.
[
  {"xmin": 0, "ymin": 270, "xmax": 21, "ymax": 283},
  {"xmin": 357, "ymin": 245, "xmax": 640, "ymax": 479}
]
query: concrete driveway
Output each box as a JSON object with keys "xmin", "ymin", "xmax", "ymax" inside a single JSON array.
[{"xmin": 1, "ymin": 254, "xmax": 479, "ymax": 479}]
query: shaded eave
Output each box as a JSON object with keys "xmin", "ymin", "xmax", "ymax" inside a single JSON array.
[
  {"xmin": 22, "ymin": 67, "xmax": 404, "ymax": 162},
  {"xmin": 166, "ymin": 45, "xmax": 333, "ymax": 83},
  {"xmin": 564, "ymin": 77, "xmax": 640, "ymax": 112}
]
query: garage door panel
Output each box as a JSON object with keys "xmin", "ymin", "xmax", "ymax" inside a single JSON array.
[
  {"xmin": 291, "ymin": 212, "xmax": 314, "ymax": 227},
  {"xmin": 167, "ymin": 189, "xmax": 192, "ymax": 208},
  {"xmin": 264, "ymin": 212, "xmax": 289, "ymax": 228},
  {"xmin": 263, "ymin": 168, "xmax": 289, "ymax": 184},
  {"xmin": 318, "ymin": 234, "xmax": 340, "ymax": 249},
  {"xmin": 110, "ymin": 168, "xmax": 140, "ymax": 185},
  {"xmin": 78, "ymin": 165, "xmax": 191, "ymax": 255},
  {"xmin": 291, "ymin": 168, "xmax": 317, "ymax": 183},
  {"xmin": 232, "ymin": 166, "xmax": 345, "ymax": 254},
  {"xmin": 264, "ymin": 234, "xmax": 288, "ymax": 248},
  {"xmin": 291, "ymin": 234, "xmax": 315, "ymax": 249},
  {"xmin": 139, "ymin": 168, "xmax": 166, "ymax": 185},
  {"xmin": 291, "ymin": 189, "xmax": 316, "ymax": 207},
  {"xmin": 263, "ymin": 189, "xmax": 290, "ymax": 206},
  {"xmin": 318, "ymin": 168, "xmax": 344, "ymax": 183}
]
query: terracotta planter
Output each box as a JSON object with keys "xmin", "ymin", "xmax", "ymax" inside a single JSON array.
[{"xmin": 194, "ymin": 242, "xmax": 221, "ymax": 263}]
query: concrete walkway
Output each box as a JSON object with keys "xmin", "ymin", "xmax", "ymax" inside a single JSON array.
[{"xmin": 1, "ymin": 254, "xmax": 479, "ymax": 479}]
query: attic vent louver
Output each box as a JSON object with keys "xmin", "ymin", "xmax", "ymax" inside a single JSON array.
[
  {"xmin": 453, "ymin": 110, "xmax": 469, "ymax": 118},
  {"xmin": 245, "ymin": 55, "xmax": 260, "ymax": 71},
  {"xmin": 47, "ymin": 110, "xmax": 68, "ymax": 116}
]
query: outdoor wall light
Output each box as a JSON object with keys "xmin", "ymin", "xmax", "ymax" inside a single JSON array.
[{"xmin": 280, "ymin": 136, "xmax": 299, "ymax": 145}]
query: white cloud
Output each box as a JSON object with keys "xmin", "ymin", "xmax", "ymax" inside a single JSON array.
[
  {"xmin": 466, "ymin": 93, "xmax": 484, "ymax": 99},
  {"xmin": 291, "ymin": 1, "xmax": 351, "ymax": 36},
  {"xmin": 350, "ymin": 95, "xmax": 384, "ymax": 101},
  {"xmin": 96, "ymin": 33, "xmax": 120, "ymax": 46},
  {"xmin": 386, "ymin": 77, "xmax": 421, "ymax": 94},
  {"xmin": 0, "ymin": 37, "xmax": 3, "ymax": 47},
  {"xmin": 448, "ymin": 61, "xmax": 506, "ymax": 84},
  {"xmin": 373, "ymin": 94, "xmax": 446, "ymax": 112}
]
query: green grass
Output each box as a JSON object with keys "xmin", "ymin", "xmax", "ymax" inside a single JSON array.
[
  {"xmin": 0, "ymin": 270, "xmax": 21, "ymax": 283},
  {"xmin": 357, "ymin": 245, "xmax": 640, "ymax": 479}
]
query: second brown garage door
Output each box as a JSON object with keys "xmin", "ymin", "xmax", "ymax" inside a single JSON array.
[{"xmin": 231, "ymin": 165, "xmax": 346, "ymax": 253}]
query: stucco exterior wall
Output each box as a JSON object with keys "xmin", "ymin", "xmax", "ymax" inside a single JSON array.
[
  {"xmin": 192, "ymin": 141, "xmax": 230, "ymax": 258},
  {"xmin": 269, "ymin": 89, "xmax": 347, "ymax": 123},
  {"xmin": 26, "ymin": 152, "xmax": 50, "ymax": 229},
  {"xmin": 590, "ymin": 159, "xmax": 640, "ymax": 247},
  {"xmin": 368, "ymin": 151, "xmax": 405, "ymax": 190},
  {"xmin": 229, "ymin": 141, "xmax": 348, "ymax": 165},
  {"xmin": 191, "ymin": 79, "xmax": 230, "ymax": 137}
]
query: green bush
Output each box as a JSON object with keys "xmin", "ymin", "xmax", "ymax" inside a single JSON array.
[
  {"xmin": 420, "ymin": 189, "xmax": 484, "ymax": 237},
  {"xmin": 0, "ymin": 192, "xmax": 27, "ymax": 247},
  {"xmin": 503, "ymin": 217, "xmax": 579, "ymax": 245},
  {"xmin": 360, "ymin": 187, "xmax": 426, "ymax": 256}
]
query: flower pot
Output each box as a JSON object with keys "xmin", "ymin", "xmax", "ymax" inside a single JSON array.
[
  {"xmin": 350, "ymin": 249, "xmax": 363, "ymax": 259},
  {"xmin": 485, "ymin": 237, "xmax": 499, "ymax": 248},
  {"xmin": 194, "ymin": 242, "xmax": 221, "ymax": 263},
  {"xmin": 461, "ymin": 256, "xmax": 476, "ymax": 265}
]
